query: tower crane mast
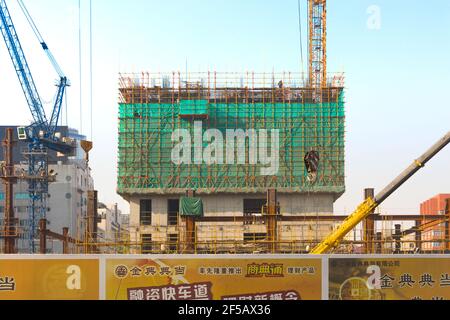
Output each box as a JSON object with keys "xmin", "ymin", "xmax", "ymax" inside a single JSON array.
[
  {"xmin": 308, "ymin": 0, "xmax": 327, "ymax": 92},
  {"xmin": 305, "ymin": 1, "xmax": 450, "ymax": 255},
  {"xmin": 0, "ymin": 0, "xmax": 74, "ymax": 252}
]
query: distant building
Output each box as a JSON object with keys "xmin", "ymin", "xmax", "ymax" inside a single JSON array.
[
  {"xmin": 420, "ymin": 194, "xmax": 450, "ymax": 252},
  {"xmin": 97, "ymin": 203, "xmax": 130, "ymax": 253},
  {"xmin": 0, "ymin": 126, "xmax": 94, "ymax": 253}
]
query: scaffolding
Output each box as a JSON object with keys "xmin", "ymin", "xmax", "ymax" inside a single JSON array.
[
  {"xmin": 3, "ymin": 195, "xmax": 449, "ymax": 255},
  {"xmin": 118, "ymin": 72, "xmax": 345, "ymax": 196},
  {"xmin": 36, "ymin": 213, "xmax": 449, "ymax": 255}
]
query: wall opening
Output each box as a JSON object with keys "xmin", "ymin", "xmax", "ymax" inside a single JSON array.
[
  {"xmin": 243, "ymin": 199, "xmax": 266, "ymax": 225},
  {"xmin": 167, "ymin": 199, "xmax": 179, "ymax": 226},
  {"xmin": 139, "ymin": 200, "xmax": 152, "ymax": 226}
]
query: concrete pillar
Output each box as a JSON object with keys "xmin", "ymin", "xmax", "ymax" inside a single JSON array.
[
  {"xmin": 415, "ymin": 220, "xmax": 422, "ymax": 253},
  {"xmin": 266, "ymin": 189, "xmax": 278, "ymax": 253},
  {"xmin": 184, "ymin": 190, "xmax": 196, "ymax": 253},
  {"xmin": 394, "ymin": 224, "xmax": 402, "ymax": 254},
  {"xmin": 87, "ymin": 190, "xmax": 98, "ymax": 253},
  {"xmin": 445, "ymin": 199, "xmax": 450, "ymax": 253},
  {"xmin": 363, "ymin": 188, "xmax": 375, "ymax": 254},
  {"xmin": 63, "ymin": 227, "xmax": 69, "ymax": 254}
]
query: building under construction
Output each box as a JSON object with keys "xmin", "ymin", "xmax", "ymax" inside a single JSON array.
[{"xmin": 117, "ymin": 71, "xmax": 346, "ymax": 253}]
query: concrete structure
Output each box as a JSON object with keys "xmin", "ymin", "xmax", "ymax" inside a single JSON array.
[
  {"xmin": 0, "ymin": 127, "xmax": 94, "ymax": 253},
  {"xmin": 127, "ymin": 193, "xmax": 336, "ymax": 253}
]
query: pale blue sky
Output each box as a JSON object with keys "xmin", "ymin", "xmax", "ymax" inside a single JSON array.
[{"xmin": 0, "ymin": 0, "xmax": 449, "ymax": 215}]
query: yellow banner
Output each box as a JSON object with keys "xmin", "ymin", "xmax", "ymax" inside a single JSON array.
[
  {"xmin": 106, "ymin": 258, "xmax": 322, "ymax": 300},
  {"xmin": 0, "ymin": 259, "xmax": 99, "ymax": 300},
  {"xmin": 329, "ymin": 258, "xmax": 450, "ymax": 300}
]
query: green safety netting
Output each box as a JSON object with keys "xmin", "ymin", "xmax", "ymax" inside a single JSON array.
[
  {"xmin": 179, "ymin": 197, "xmax": 204, "ymax": 217},
  {"xmin": 179, "ymin": 100, "xmax": 209, "ymax": 117},
  {"xmin": 118, "ymin": 91, "xmax": 345, "ymax": 195}
]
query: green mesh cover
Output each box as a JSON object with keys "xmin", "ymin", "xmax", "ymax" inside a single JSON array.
[
  {"xmin": 179, "ymin": 100, "xmax": 209, "ymax": 117},
  {"xmin": 179, "ymin": 197, "xmax": 204, "ymax": 217},
  {"xmin": 118, "ymin": 91, "xmax": 345, "ymax": 195}
]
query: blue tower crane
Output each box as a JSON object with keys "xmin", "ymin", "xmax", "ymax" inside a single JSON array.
[{"xmin": 0, "ymin": 0, "xmax": 75, "ymax": 252}]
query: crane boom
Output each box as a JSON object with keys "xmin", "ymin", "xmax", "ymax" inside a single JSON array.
[
  {"xmin": 311, "ymin": 131, "xmax": 450, "ymax": 254},
  {"xmin": 0, "ymin": 0, "xmax": 48, "ymax": 130},
  {"xmin": 48, "ymin": 76, "xmax": 68, "ymax": 138},
  {"xmin": 16, "ymin": 0, "xmax": 69, "ymax": 139},
  {"xmin": 0, "ymin": 0, "xmax": 74, "ymax": 253},
  {"xmin": 0, "ymin": 0, "xmax": 72, "ymax": 153}
]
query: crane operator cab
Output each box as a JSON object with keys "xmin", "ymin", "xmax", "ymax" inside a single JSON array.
[{"xmin": 17, "ymin": 127, "xmax": 27, "ymax": 140}]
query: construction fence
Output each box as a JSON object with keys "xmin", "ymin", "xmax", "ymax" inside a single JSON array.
[
  {"xmin": 0, "ymin": 255, "xmax": 449, "ymax": 300},
  {"xmin": 14, "ymin": 216, "xmax": 446, "ymax": 256}
]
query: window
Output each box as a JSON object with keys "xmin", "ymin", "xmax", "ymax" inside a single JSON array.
[
  {"xmin": 168, "ymin": 199, "xmax": 179, "ymax": 226},
  {"xmin": 168, "ymin": 234, "xmax": 178, "ymax": 252},
  {"xmin": 20, "ymin": 220, "xmax": 29, "ymax": 227},
  {"xmin": 14, "ymin": 193, "xmax": 29, "ymax": 200},
  {"xmin": 243, "ymin": 199, "xmax": 266, "ymax": 225},
  {"xmin": 244, "ymin": 233, "xmax": 267, "ymax": 241},
  {"xmin": 142, "ymin": 234, "xmax": 152, "ymax": 253},
  {"xmin": 16, "ymin": 207, "xmax": 27, "ymax": 213},
  {"xmin": 433, "ymin": 230, "xmax": 443, "ymax": 238},
  {"xmin": 140, "ymin": 200, "xmax": 152, "ymax": 226}
]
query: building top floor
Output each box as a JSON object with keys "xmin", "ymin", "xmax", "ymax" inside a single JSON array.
[{"xmin": 119, "ymin": 72, "xmax": 345, "ymax": 105}]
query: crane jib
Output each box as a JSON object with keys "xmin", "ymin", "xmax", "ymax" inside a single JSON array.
[{"xmin": 0, "ymin": 0, "xmax": 69, "ymax": 141}]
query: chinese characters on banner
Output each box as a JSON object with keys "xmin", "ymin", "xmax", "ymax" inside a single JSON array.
[
  {"xmin": 105, "ymin": 258, "xmax": 322, "ymax": 300},
  {"xmin": 329, "ymin": 258, "xmax": 450, "ymax": 300},
  {"xmin": 0, "ymin": 277, "xmax": 15, "ymax": 292},
  {"xmin": 1, "ymin": 256, "xmax": 449, "ymax": 300},
  {"xmin": 128, "ymin": 282, "xmax": 213, "ymax": 300}
]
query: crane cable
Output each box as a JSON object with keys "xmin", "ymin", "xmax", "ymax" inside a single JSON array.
[
  {"xmin": 17, "ymin": 0, "xmax": 43, "ymax": 43},
  {"xmin": 89, "ymin": 0, "xmax": 93, "ymax": 142},
  {"xmin": 17, "ymin": 0, "xmax": 65, "ymax": 77},
  {"xmin": 79, "ymin": 0, "xmax": 83, "ymax": 134}
]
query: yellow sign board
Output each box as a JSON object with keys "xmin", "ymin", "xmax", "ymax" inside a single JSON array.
[
  {"xmin": 329, "ymin": 258, "xmax": 450, "ymax": 300},
  {"xmin": 106, "ymin": 257, "xmax": 322, "ymax": 300},
  {"xmin": 0, "ymin": 258, "xmax": 99, "ymax": 300}
]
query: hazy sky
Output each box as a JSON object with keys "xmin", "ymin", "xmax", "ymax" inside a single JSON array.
[{"xmin": 0, "ymin": 0, "xmax": 449, "ymax": 215}]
